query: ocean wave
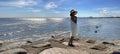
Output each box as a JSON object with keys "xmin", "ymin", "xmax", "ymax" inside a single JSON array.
[
  {"xmin": 0, "ymin": 18, "xmax": 47, "ymax": 26},
  {"xmin": 0, "ymin": 33, "xmax": 7, "ymax": 36},
  {"xmin": 21, "ymin": 18, "xmax": 47, "ymax": 21},
  {"xmin": 2, "ymin": 31, "xmax": 70, "ymax": 42},
  {"xmin": 3, "ymin": 35, "xmax": 49, "ymax": 42},
  {"xmin": 1, "ymin": 22, "xmax": 27, "ymax": 26},
  {"xmin": 0, "ymin": 32, "xmax": 13, "ymax": 36},
  {"xmin": 48, "ymin": 18, "xmax": 65, "ymax": 22},
  {"xmin": 0, "ymin": 29, "xmax": 25, "ymax": 37}
]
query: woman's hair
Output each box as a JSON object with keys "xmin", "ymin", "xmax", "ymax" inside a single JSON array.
[{"xmin": 70, "ymin": 10, "xmax": 77, "ymax": 16}]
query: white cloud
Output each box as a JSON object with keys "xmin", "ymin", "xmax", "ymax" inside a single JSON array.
[
  {"xmin": 28, "ymin": 8, "xmax": 41, "ymax": 12},
  {"xmin": 0, "ymin": 0, "xmax": 37, "ymax": 7},
  {"xmin": 95, "ymin": 7, "xmax": 120, "ymax": 17},
  {"xmin": 45, "ymin": 2, "xmax": 58, "ymax": 9},
  {"xmin": 99, "ymin": 8, "xmax": 111, "ymax": 16}
]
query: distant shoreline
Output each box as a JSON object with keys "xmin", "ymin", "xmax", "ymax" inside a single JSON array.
[{"xmin": 0, "ymin": 17, "xmax": 120, "ymax": 18}]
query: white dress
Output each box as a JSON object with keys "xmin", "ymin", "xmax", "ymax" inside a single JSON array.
[{"xmin": 70, "ymin": 17, "xmax": 78, "ymax": 37}]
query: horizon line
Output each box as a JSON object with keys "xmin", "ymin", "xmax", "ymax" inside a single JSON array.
[{"xmin": 0, "ymin": 16, "xmax": 120, "ymax": 18}]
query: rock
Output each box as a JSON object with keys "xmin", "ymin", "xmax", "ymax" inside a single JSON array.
[
  {"xmin": 62, "ymin": 42, "xmax": 68, "ymax": 46},
  {"xmin": 0, "ymin": 48, "xmax": 27, "ymax": 54},
  {"xmin": 55, "ymin": 38, "xmax": 64, "ymax": 41},
  {"xmin": 51, "ymin": 36, "xmax": 55, "ymax": 39},
  {"xmin": 73, "ymin": 38, "xmax": 80, "ymax": 41},
  {"xmin": 48, "ymin": 38, "xmax": 64, "ymax": 43},
  {"xmin": 86, "ymin": 40, "xmax": 96, "ymax": 44},
  {"xmin": 32, "ymin": 42, "xmax": 51, "ymax": 48},
  {"xmin": 94, "ymin": 30, "xmax": 98, "ymax": 33},
  {"xmin": 62, "ymin": 42, "xmax": 81, "ymax": 46},
  {"xmin": 112, "ymin": 51, "xmax": 120, "ymax": 54},
  {"xmin": 26, "ymin": 40, "xmax": 32, "ymax": 43},
  {"xmin": 102, "ymin": 42, "xmax": 115, "ymax": 45},
  {"xmin": 91, "ymin": 44, "xmax": 108, "ymax": 51},
  {"xmin": 39, "ymin": 47, "xmax": 89, "ymax": 54},
  {"xmin": 96, "ymin": 26, "xmax": 99, "ymax": 29},
  {"xmin": 0, "ymin": 41, "xmax": 28, "ymax": 52},
  {"xmin": 0, "ymin": 41, "xmax": 4, "ymax": 46}
]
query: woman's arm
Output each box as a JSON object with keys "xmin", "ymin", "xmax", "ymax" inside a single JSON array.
[{"xmin": 71, "ymin": 16, "xmax": 77, "ymax": 24}]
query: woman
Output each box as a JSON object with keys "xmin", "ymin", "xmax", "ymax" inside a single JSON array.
[{"xmin": 68, "ymin": 9, "xmax": 78, "ymax": 47}]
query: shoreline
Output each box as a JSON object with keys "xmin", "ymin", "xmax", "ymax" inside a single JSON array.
[
  {"xmin": 1, "ymin": 30, "xmax": 119, "ymax": 42},
  {"xmin": 0, "ymin": 33, "xmax": 120, "ymax": 54}
]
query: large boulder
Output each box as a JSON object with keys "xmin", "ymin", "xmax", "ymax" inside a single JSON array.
[
  {"xmin": 0, "ymin": 48, "xmax": 27, "ymax": 54},
  {"xmin": 112, "ymin": 51, "xmax": 120, "ymax": 54},
  {"xmin": 32, "ymin": 42, "xmax": 51, "ymax": 48},
  {"xmin": 102, "ymin": 41, "xmax": 115, "ymax": 45},
  {"xmin": 39, "ymin": 47, "xmax": 89, "ymax": 54},
  {"xmin": 0, "ymin": 41, "xmax": 29, "ymax": 52},
  {"xmin": 91, "ymin": 44, "xmax": 108, "ymax": 51},
  {"xmin": 48, "ymin": 38, "xmax": 65, "ymax": 43},
  {"xmin": 86, "ymin": 40, "xmax": 96, "ymax": 44}
]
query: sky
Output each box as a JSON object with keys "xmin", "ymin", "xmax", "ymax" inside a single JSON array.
[{"xmin": 0, "ymin": 0, "xmax": 120, "ymax": 17}]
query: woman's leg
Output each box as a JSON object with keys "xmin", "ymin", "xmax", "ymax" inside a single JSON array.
[{"xmin": 68, "ymin": 36, "xmax": 74, "ymax": 47}]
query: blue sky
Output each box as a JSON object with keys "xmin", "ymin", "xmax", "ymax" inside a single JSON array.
[{"xmin": 0, "ymin": 0, "xmax": 120, "ymax": 17}]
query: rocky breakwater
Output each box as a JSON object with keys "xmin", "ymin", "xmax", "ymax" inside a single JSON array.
[{"xmin": 0, "ymin": 36, "xmax": 120, "ymax": 54}]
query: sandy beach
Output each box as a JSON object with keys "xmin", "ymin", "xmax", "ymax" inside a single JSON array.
[{"xmin": 0, "ymin": 33, "xmax": 120, "ymax": 54}]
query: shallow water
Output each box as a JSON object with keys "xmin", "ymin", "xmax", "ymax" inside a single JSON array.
[{"xmin": 0, "ymin": 18, "xmax": 120, "ymax": 41}]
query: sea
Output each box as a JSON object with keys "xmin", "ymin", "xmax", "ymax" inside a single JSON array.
[{"xmin": 0, "ymin": 17, "xmax": 120, "ymax": 42}]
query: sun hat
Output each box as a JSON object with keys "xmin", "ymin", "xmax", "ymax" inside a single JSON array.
[{"xmin": 70, "ymin": 9, "xmax": 77, "ymax": 13}]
